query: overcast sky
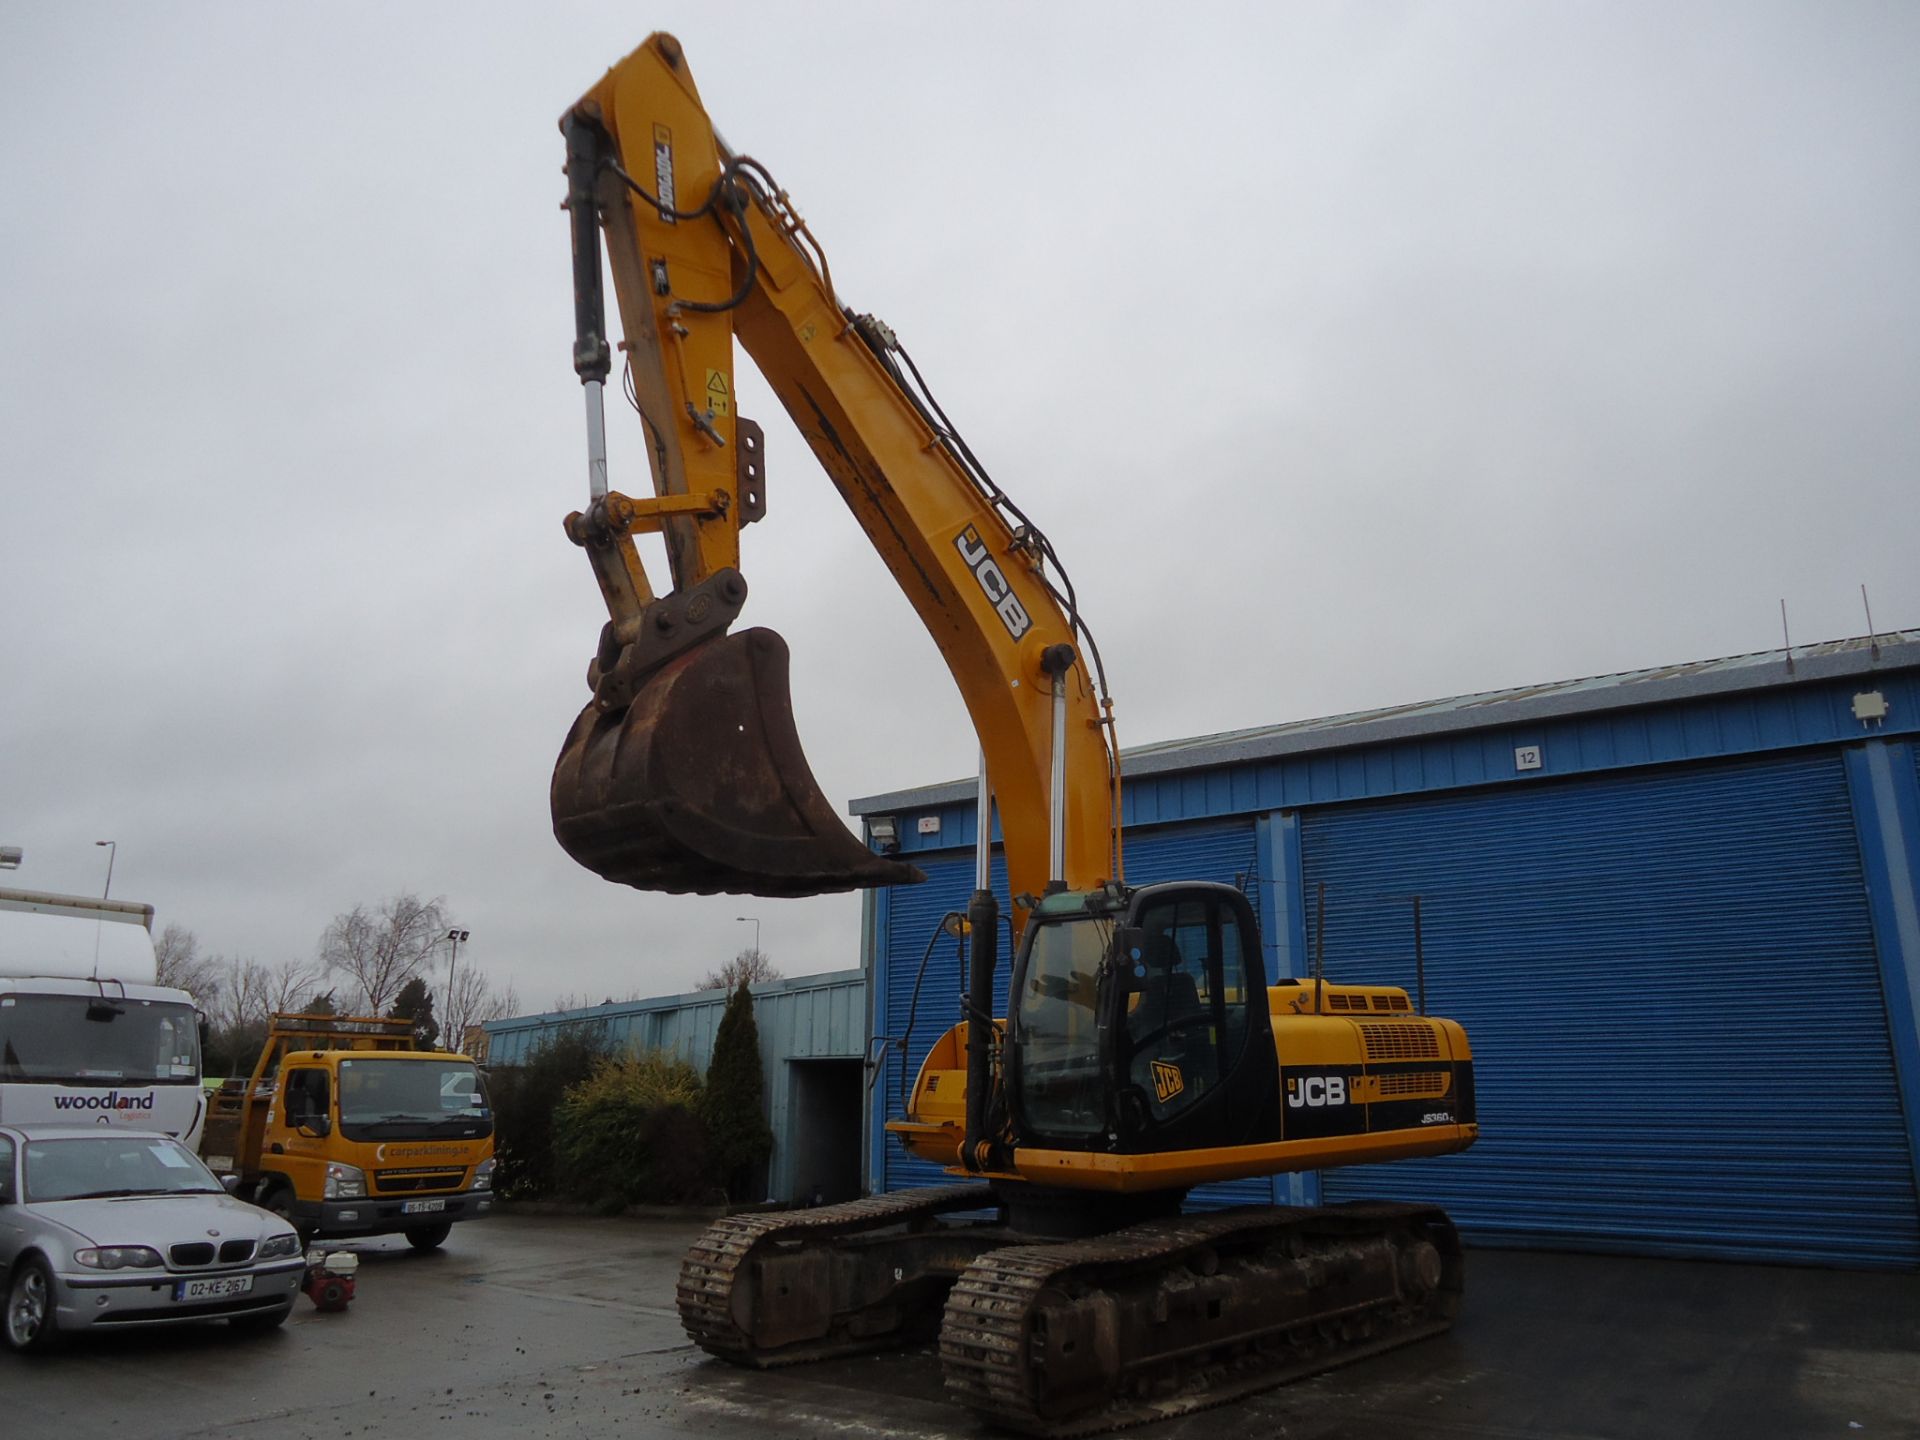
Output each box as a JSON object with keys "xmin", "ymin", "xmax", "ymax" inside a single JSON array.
[{"xmin": 4, "ymin": 2, "xmax": 1916, "ymax": 1013}]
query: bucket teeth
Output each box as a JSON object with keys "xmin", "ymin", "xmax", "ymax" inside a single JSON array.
[{"xmin": 551, "ymin": 627, "xmax": 925, "ymax": 897}]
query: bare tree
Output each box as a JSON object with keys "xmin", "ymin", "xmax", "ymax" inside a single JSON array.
[
  {"xmin": 199, "ymin": 951, "xmax": 352, "ymax": 1075},
  {"xmin": 698, "ymin": 948, "xmax": 781, "ymax": 992},
  {"xmin": 543, "ymin": 989, "xmax": 655, "ymax": 1013},
  {"xmin": 443, "ymin": 966, "xmax": 519, "ymax": 1056},
  {"xmin": 206, "ymin": 955, "xmax": 324, "ymax": 1028},
  {"xmin": 209, "ymin": 956, "xmax": 271, "ymax": 1035},
  {"xmin": 199, "ymin": 955, "xmax": 273, "ymax": 1077},
  {"xmin": 266, "ymin": 955, "xmax": 325, "ymax": 1015},
  {"xmin": 318, "ymin": 893, "xmax": 450, "ymax": 1014},
  {"xmin": 153, "ymin": 924, "xmax": 223, "ymax": 1002}
]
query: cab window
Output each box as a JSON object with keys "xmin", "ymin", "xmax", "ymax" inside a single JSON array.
[
  {"xmin": 1013, "ymin": 916, "xmax": 1111, "ymax": 1138},
  {"xmin": 1123, "ymin": 894, "xmax": 1252, "ymax": 1119},
  {"xmin": 283, "ymin": 1068, "xmax": 330, "ymax": 1128}
]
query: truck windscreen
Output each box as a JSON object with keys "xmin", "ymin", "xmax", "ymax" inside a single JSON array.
[
  {"xmin": 0, "ymin": 994, "xmax": 201, "ymax": 1084},
  {"xmin": 336, "ymin": 1058, "xmax": 492, "ymax": 1140}
]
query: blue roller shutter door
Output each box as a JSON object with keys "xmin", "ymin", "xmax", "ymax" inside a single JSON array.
[
  {"xmin": 878, "ymin": 819, "xmax": 1266, "ymax": 1207},
  {"xmin": 1305, "ymin": 750, "xmax": 1920, "ymax": 1268}
]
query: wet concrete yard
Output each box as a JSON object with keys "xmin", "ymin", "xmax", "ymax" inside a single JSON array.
[{"xmin": 5, "ymin": 1211, "xmax": 1916, "ymax": 1440}]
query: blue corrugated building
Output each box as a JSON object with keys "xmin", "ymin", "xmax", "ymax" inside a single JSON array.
[
  {"xmin": 483, "ymin": 970, "xmax": 868, "ymax": 1206},
  {"xmin": 854, "ymin": 631, "xmax": 1920, "ymax": 1269}
]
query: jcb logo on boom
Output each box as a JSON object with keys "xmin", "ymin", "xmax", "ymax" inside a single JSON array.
[
  {"xmin": 954, "ymin": 526, "xmax": 1032, "ymax": 641},
  {"xmin": 1286, "ymin": 1075, "xmax": 1348, "ymax": 1108}
]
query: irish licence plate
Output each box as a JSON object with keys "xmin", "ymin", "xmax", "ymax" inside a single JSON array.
[
  {"xmin": 176, "ymin": 1275, "xmax": 254, "ymax": 1302},
  {"xmin": 402, "ymin": 1198, "xmax": 447, "ymax": 1214}
]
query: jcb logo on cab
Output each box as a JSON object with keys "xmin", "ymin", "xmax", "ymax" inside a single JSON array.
[{"xmin": 1150, "ymin": 1060, "xmax": 1184, "ymax": 1104}]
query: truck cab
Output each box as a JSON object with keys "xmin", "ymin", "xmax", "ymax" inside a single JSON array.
[
  {"xmin": 203, "ymin": 1015, "xmax": 495, "ymax": 1250},
  {"xmin": 0, "ymin": 887, "xmax": 206, "ymax": 1148}
]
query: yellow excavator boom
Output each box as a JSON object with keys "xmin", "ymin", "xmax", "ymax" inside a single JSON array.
[{"xmin": 553, "ymin": 32, "xmax": 1118, "ymax": 910}]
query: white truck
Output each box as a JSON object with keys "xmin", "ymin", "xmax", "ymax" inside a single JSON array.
[{"xmin": 0, "ymin": 886, "xmax": 206, "ymax": 1148}]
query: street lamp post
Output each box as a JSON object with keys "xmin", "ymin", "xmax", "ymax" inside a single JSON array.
[
  {"xmin": 446, "ymin": 928, "xmax": 470, "ymax": 1005},
  {"xmin": 735, "ymin": 915, "xmax": 760, "ymax": 956},
  {"xmin": 95, "ymin": 840, "xmax": 117, "ymax": 898}
]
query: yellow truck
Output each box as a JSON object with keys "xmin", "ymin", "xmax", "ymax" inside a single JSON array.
[{"xmin": 201, "ymin": 1013, "xmax": 495, "ymax": 1249}]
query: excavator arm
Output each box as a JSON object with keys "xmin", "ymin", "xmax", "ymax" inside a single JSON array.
[{"xmin": 552, "ymin": 33, "xmax": 1120, "ymax": 910}]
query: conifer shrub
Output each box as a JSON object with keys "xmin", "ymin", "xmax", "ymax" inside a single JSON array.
[{"xmin": 701, "ymin": 982, "xmax": 773, "ymax": 1202}]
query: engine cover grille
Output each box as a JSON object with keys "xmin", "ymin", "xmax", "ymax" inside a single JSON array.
[{"xmin": 1359, "ymin": 1022, "xmax": 1442, "ymax": 1061}]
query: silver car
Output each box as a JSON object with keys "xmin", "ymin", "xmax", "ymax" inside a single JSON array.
[{"xmin": 0, "ymin": 1124, "xmax": 305, "ymax": 1351}]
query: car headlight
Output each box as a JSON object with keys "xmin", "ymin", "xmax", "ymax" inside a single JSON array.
[
  {"xmin": 470, "ymin": 1157, "xmax": 496, "ymax": 1192},
  {"xmin": 74, "ymin": 1246, "xmax": 163, "ymax": 1270},
  {"xmin": 257, "ymin": 1232, "xmax": 302, "ymax": 1259},
  {"xmin": 323, "ymin": 1161, "xmax": 366, "ymax": 1200}
]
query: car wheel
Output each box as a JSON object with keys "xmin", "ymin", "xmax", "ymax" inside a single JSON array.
[
  {"xmin": 264, "ymin": 1184, "xmax": 313, "ymax": 1246},
  {"xmin": 4, "ymin": 1255, "xmax": 61, "ymax": 1354},
  {"xmin": 229, "ymin": 1300, "xmax": 295, "ymax": 1335},
  {"xmin": 405, "ymin": 1222, "xmax": 453, "ymax": 1252}
]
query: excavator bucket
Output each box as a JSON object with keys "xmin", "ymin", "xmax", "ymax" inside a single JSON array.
[{"xmin": 552, "ymin": 627, "xmax": 925, "ymax": 897}]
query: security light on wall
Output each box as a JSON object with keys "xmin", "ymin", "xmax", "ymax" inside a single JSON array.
[{"xmin": 868, "ymin": 817, "xmax": 899, "ymax": 854}]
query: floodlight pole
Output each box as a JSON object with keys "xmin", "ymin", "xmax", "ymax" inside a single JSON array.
[{"xmin": 445, "ymin": 928, "xmax": 470, "ymax": 1025}]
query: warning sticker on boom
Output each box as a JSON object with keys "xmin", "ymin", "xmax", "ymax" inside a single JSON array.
[
  {"xmin": 652, "ymin": 124, "xmax": 676, "ymax": 223},
  {"xmin": 705, "ymin": 369, "xmax": 731, "ymax": 418}
]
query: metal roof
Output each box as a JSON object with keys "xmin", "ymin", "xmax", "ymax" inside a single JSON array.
[
  {"xmin": 482, "ymin": 967, "xmax": 863, "ymax": 1036},
  {"xmin": 851, "ymin": 629, "xmax": 1920, "ymax": 815}
]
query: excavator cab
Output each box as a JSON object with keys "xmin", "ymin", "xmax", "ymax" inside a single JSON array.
[{"xmin": 1007, "ymin": 883, "xmax": 1281, "ymax": 1157}]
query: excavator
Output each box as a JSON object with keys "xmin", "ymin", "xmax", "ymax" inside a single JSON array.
[{"xmin": 548, "ymin": 33, "xmax": 1478, "ymax": 1435}]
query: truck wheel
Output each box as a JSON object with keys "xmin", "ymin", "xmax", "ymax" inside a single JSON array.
[
  {"xmin": 264, "ymin": 1185, "xmax": 313, "ymax": 1246},
  {"xmin": 406, "ymin": 1223, "xmax": 453, "ymax": 1252},
  {"xmin": 4, "ymin": 1256, "xmax": 61, "ymax": 1353}
]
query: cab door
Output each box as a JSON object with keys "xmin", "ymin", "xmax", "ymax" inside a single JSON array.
[
  {"xmin": 1111, "ymin": 884, "xmax": 1280, "ymax": 1154},
  {"xmin": 269, "ymin": 1066, "xmax": 333, "ymax": 1202}
]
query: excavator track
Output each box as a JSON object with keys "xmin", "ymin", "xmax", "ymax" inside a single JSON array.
[
  {"xmin": 677, "ymin": 1184, "xmax": 1007, "ymax": 1366},
  {"xmin": 939, "ymin": 1201, "xmax": 1462, "ymax": 1438}
]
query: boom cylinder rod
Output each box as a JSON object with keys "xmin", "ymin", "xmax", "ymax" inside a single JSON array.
[
  {"xmin": 584, "ymin": 381, "xmax": 609, "ymax": 500},
  {"xmin": 967, "ymin": 760, "xmax": 998, "ymax": 1175},
  {"xmin": 963, "ymin": 749, "xmax": 1000, "ymax": 1171},
  {"xmin": 974, "ymin": 747, "xmax": 992, "ymax": 892},
  {"xmin": 1049, "ymin": 677, "xmax": 1066, "ymax": 884},
  {"xmin": 1042, "ymin": 647, "xmax": 1074, "ymax": 890},
  {"xmin": 564, "ymin": 112, "xmax": 614, "ymax": 504}
]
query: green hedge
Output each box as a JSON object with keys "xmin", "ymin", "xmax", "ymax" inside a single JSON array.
[
  {"xmin": 488, "ymin": 1025, "xmax": 613, "ymax": 1198},
  {"xmin": 553, "ymin": 1051, "xmax": 719, "ymax": 1208}
]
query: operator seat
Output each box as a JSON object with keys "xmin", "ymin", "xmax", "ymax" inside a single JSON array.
[{"xmin": 1126, "ymin": 937, "xmax": 1211, "ymax": 1115}]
